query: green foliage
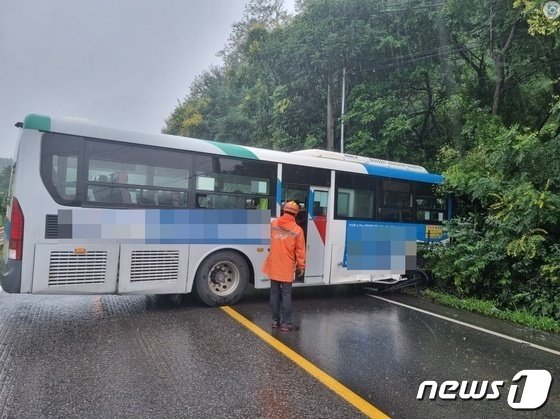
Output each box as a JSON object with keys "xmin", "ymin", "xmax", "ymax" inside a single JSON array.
[
  {"xmin": 514, "ymin": 0, "xmax": 560, "ymax": 35},
  {"xmin": 163, "ymin": 0, "xmax": 560, "ymax": 322},
  {"xmin": 425, "ymin": 112, "xmax": 560, "ymax": 320},
  {"xmin": 423, "ymin": 219, "xmax": 510, "ymax": 295},
  {"xmin": 0, "ymin": 164, "xmax": 11, "ymax": 220},
  {"xmin": 421, "ymin": 289, "xmax": 560, "ymax": 333},
  {"xmin": 0, "ymin": 158, "xmax": 11, "ymax": 172}
]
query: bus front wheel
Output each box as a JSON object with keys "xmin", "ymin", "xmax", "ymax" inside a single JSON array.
[{"xmin": 194, "ymin": 251, "xmax": 250, "ymax": 307}]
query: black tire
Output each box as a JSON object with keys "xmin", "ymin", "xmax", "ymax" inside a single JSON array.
[{"xmin": 194, "ymin": 250, "xmax": 250, "ymax": 307}]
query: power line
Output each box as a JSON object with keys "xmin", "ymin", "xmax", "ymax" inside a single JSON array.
[
  {"xmin": 339, "ymin": 43, "xmax": 468, "ymax": 77},
  {"xmin": 373, "ymin": 2, "xmax": 447, "ymax": 14}
]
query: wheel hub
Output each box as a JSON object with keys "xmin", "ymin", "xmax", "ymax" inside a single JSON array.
[{"xmin": 208, "ymin": 262, "xmax": 239, "ymax": 296}]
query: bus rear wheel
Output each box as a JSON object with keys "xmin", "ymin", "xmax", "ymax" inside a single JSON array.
[{"xmin": 194, "ymin": 250, "xmax": 249, "ymax": 307}]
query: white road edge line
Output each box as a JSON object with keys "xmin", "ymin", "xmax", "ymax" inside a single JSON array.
[{"xmin": 366, "ymin": 294, "xmax": 560, "ymax": 357}]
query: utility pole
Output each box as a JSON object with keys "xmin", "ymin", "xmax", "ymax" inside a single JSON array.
[
  {"xmin": 340, "ymin": 67, "xmax": 346, "ymax": 153},
  {"xmin": 326, "ymin": 77, "xmax": 334, "ymax": 150}
]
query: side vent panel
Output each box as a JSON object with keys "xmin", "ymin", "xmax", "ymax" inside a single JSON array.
[
  {"xmin": 48, "ymin": 251, "xmax": 107, "ymax": 286},
  {"xmin": 130, "ymin": 250, "xmax": 180, "ymax": 282},
  {"xmin": 45, "ymin": 214, "xmax": 58, "ymax": 239},
  {"xmin": 33, "ymin": 244, "xmax": 119, "ymax": 294},
  {"xmin": 118, "ymin": 245, "xmax": 189, "ymax": 294}
]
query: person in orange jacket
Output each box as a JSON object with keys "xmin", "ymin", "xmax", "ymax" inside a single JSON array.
[{"xmin": 262, "ymin": 201, "xmax": 306, "ymax": 331}]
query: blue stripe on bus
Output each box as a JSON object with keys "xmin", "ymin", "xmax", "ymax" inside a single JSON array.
[
  {"xmin": 276, "ymin": 179, "xmax": 282, "ymax": 204},
  {"xmin": 61, "ymin": 209, "xmax": 271, "ymax": 245},
  {"xmin": 146, "ymin": 239, "xmax": 268, "ymax": 245},
  {"xmin": 152, "ymin": 209, "xmax": 268, "ymax": 224},
  {"xmin": 362, "ymin": 164, "xmax": 444, "ymax": 184}
]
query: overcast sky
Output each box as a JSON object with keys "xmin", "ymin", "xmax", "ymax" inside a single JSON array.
[{"xmin": 0, "ymin": 0, "xmax": 295, "ymax": 159}]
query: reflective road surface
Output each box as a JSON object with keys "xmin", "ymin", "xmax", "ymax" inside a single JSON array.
[{"xmin": 0, "ymin": 286, "xmax": 558, "ymax": 418}]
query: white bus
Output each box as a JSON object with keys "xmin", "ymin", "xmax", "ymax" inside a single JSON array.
[{"xmin": 2, "ymin": 114, "xmax": 448, "ymax": 306}]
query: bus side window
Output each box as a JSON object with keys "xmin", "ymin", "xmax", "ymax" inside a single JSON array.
[
  {"xmin": 157, "ymin": 191, "xmax": 172, "ymax": 206},
  {"xmin": 51, "ymin": 155, "xmax": 78, "ymax": 200},
  {"xmin": 313, "ymin": 202, "xmax": 326, "ymax": 218},
  {"xmin": 227, "ymin": 190, "xmax": 245, "ymax": 209},
  {"xmin": 137, "ymin": 189, "xmax": 156, "ymax": 206},
  {"xmin": 196, "ymin": 194, "xmax": 209, "ymax": 208},
  {"xmin": 157, "ymin": 191, "xmax": 184, "ymax": 207},
  {"xmin": 92, "ymin": 175, "xmax": 111, "ymax": 202},
  {"xmin": 109, "ymin": 171, "xmax": 132, "ymax": 204}
]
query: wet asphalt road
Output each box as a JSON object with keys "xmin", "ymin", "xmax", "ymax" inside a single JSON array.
[{"xmin": 0, "ymin": 286, "xmax": 558, "ymax": 418}]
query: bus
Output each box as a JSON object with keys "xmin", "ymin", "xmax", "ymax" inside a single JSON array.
[{"xmin": 2, "ymin": 113, "xmax": 449, "ymax": 306}]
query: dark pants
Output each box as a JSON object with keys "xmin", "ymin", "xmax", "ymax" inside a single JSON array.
[{"xmin": 270, "ymin": 280, "xmax": 293, "ymax": 326}]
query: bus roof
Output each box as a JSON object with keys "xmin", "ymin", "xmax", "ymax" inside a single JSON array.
[{"xmin": 21, "ymin": 113, "xmax": 443, "ymax": 184}]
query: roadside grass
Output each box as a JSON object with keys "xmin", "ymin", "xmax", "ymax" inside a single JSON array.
[{"xmin": 411, "ymin": 288, "xmax": 560, "ymax": 334}]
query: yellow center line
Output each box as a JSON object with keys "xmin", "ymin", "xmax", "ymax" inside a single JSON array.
[{"xmin": 220, "ymin": 305, "xmax": 390, "ymax": 419}]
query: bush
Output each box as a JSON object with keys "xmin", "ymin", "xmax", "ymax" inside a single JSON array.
[{"xmin": 425, "ymin": 114, "xmax": 560, "ymax": 321}]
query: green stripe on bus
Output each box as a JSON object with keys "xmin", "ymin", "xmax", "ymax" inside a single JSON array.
[
  {"xmin": 24, "ymin": 114, "xmax": 51, "ymax": 131},
  {"xmin": 211, "ymin": 141, "xmax": 258, "ymax": 159}
]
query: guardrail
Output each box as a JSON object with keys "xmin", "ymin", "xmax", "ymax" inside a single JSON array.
[{"xmin": 0, "ymin": 226, "xmax": 3, "ymax": 246}]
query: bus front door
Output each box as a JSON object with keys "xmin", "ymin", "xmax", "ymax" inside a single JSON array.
[
  {"xmin": 304, "ymin": 188, "xmax": 328, "ymax": 282},
  {"xmin": 283, "ymin": 185, "xmax": 328, "ymax": 284}
]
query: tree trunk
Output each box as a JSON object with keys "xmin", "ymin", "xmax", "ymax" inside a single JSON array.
[
  {"xmin": 491, "ymin": 16, "xmax": 520, "ymax": 116},
  {"xmin": 492, "ymin": 57, "xmax": 505, "ymax": 115}
]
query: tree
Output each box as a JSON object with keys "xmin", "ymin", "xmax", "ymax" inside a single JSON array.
[
  {"xmin": 428, "ymin": 113, "xmax": 560, "ymax": 318},
  {"xmin": 0, "ymin": 164, "xmax": 12, "ymax": 221},
  {"xmin": 163, "ymin": 0, "xmax": 560, "ymax": 317},
  {"xmin": 219, "ymin": 0, "xmax": 289, "ymax": 67},
  {"xmin": 514, "ymin": 0, "xmax": 560, "ymax": 35}
]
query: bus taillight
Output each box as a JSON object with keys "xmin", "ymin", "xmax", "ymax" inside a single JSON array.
[{"xmin": 9, "ymin": 198, "xmax": 24, "ymax": 260}]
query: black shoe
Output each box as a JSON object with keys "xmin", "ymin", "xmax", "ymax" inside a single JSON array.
[{"xmin": 271, "ymin": 321, "xmax": 280, "ymax": 329}]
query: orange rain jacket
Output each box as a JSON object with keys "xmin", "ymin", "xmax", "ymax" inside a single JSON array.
[{"xmin": 261, "ymin": 213, "xmax": 306, "ymax": 282}]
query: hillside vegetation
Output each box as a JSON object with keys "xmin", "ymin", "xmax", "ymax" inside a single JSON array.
[{"xmin": 164, "ymin": 0, "xmax": 560, "ymax": 320}]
